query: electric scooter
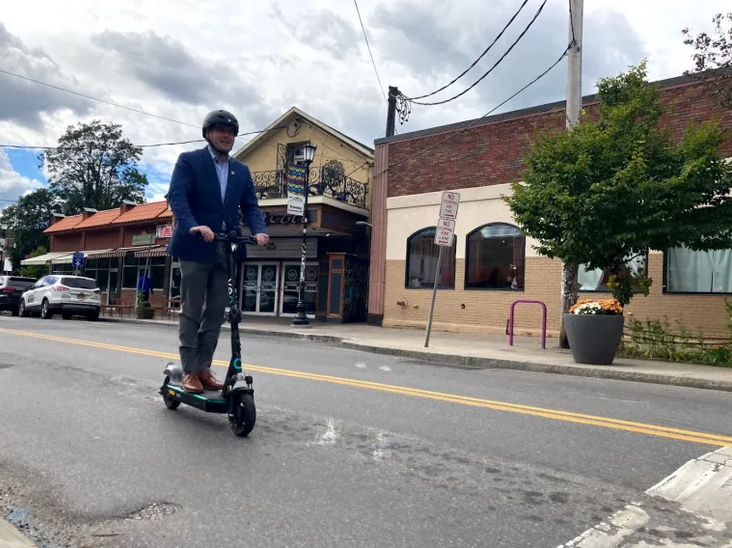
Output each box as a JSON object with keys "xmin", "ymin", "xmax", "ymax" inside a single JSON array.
[{"xmin": 159, "ymin": 231, "xmax": 271, "ymax": 437}]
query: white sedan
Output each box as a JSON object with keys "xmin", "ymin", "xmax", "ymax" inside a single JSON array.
[{"xmin": 19, "ymin": 274, "xmax": 101, "ymax": 321}]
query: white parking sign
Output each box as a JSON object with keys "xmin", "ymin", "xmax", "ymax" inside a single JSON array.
[
  {"xmin": 439, "ymin": 192, "xmax": 460, "ymax": 220},
  {"xmin": 434, "ymin": 218, "xmax": 455, "ymax": 247}
]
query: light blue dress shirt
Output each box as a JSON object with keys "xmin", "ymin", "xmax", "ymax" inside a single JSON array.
[{"xmin": 209, "ymin": 146, "xmax": 230, "ymax": 230}]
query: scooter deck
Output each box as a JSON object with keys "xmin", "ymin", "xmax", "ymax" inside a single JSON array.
[{"xmin": 164, "ymin": 384, "xmax": 228, "ymax": 413}]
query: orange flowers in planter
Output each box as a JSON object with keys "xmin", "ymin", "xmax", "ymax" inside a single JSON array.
[{"xmin": 569, "ymin": 298, "xmax": 624, "ymax": 316}]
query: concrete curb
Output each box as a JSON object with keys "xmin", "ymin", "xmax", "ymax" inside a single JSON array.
[
  {"xmin": 0, "ymin": 517, "xmax": 37, "ymax": 548},
  {"xmin": 98, "ymin": 316, "xmax": 732, "ymax": 393}
]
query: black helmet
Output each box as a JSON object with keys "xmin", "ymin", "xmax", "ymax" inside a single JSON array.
[{"xmin": 202, "ymin": 110, "xmax": 239, "ymax": 138}]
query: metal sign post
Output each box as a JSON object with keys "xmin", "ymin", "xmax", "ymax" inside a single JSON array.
[
  {"xmin": 72, "ymin": 252, "xmax": 84, "ymax": 277},
  {"xmin": 424, "ymin": 192, "xmax": 460, "ymax": 348}
]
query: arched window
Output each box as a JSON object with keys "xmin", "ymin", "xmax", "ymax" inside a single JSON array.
[
  {"xmin": 465, "ymin": 223, "xmax": 525, "ymax": 290},
  {"xmin": 405, "ymin": 227, "xmax": 456, "ymax": 289}
]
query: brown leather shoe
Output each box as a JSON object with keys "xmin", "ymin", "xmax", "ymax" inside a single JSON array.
[
  {"xmin": 199, "ymin": 368, "xmax": 223, "ymax": 391},
  {"xmin": 182, "ymin": 373, "xmax": 203, "ymax": 394}
]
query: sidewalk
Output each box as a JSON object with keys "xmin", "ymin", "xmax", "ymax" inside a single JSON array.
[
  {"xmin": 99, "ymin": 315, "xmax": 732, "ymax": 392},
  {"xmin": 0, "ymin": 518, "xmax": 36, "ymax": 548}
]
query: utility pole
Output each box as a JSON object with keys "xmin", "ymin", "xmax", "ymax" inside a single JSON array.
[
  {"xmin": 386, "ymin": 86, "xmax": 399, "ymax": 137},
  {"xmin": 559, "ymin": 0, "xmax": 584, "ymax": 349}
]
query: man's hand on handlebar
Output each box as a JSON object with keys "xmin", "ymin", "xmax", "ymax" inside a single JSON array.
[
  {"xmin": 189, "ymin": 225, "xmax": 215, "ymax": 242},
  {"xmin": 254, "ymin": 233, "xmax": 269, "ymax": 246}
]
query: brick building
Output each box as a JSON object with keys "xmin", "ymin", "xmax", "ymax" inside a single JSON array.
[{"xmin": 367, "ymin": 72, "xmax": 732, "ymax": 339}]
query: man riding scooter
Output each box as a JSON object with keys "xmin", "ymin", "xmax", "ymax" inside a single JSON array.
[{"xmin": 166, "ymin": 110, "xmax": 269, "ymax": 394}]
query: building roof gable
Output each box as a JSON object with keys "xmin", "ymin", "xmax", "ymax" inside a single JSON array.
[{"xmin": 233, "ymin": 107, "xmax": 375, "ymax": 161}]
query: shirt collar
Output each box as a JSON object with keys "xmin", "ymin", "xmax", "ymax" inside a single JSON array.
[{"xmin": 208, "ymin": 145, "xmax": 230, "ymax": 165}]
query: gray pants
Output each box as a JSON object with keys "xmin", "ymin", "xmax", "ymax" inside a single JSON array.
[{"xmin": 178, "ymin": 242, "xmax": 229, "ymax": 374}]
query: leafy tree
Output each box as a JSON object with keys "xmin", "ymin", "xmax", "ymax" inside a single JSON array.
[
  {"xmin": 682, "ymin": 13, "xmax": 732, "ymax": 110},
  {"xmin": 18, "ymin": 246, "xmax": 49, "ymax": 279},
  {"xmin": 0, "ymin": 188, "xmax": 60, "ymax": 271},
  {"xmin": 504, "ymin": 62, "xmax": 732, "ymax": 311},
  {"xmin": 40, "ymin": 120, "xmax": 148, "ymax": 214}
]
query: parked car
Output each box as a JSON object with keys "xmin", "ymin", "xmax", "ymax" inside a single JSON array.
[
  {"xmin": 19, "ymin": 275, "xmax": 101, "ymax": 320},
  {"xmin": 0, "ymin": 275, "xmax": 38, "ymax": 316}
]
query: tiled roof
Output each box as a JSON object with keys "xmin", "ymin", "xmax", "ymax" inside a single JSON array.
[
  {"xmin": 43, "ymin": 200, "xmax": 172, "ymax": 234},
  {"xmin": 45, "ymin": 214, "xmax": 83, "ymax": 233},
  {"xmin": 75, "ymin": 208, "xmax": 122, "ymax": 229},
  {"xmin": 111, "ymin": 201, "xmax": 170, "ymax": 225}
]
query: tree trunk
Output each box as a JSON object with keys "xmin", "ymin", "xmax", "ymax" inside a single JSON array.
[{"xmin": 559, "ymin": 263, "xmax": 579, "ymax": 349}]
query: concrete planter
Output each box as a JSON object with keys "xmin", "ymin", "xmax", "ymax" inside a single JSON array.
[{"xmin": 564, "ymin": 313, "xmax": 625, "ymax": 365}]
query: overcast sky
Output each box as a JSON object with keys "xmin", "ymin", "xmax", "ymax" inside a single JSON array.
[{"xmin": 0, "ymin": 0, "xmax": 727, "ymax": 209}]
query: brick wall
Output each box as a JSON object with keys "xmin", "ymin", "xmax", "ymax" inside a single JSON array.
[
  {"xmin": 52, "ymin": 233, "xmax": 83, "ymax": 252},
  {"xmin": 385, "ymin": 79, "xmax": 732, "ymax": 198},
  {"xmin": 86, "ymin": 229, "xmax": 122, "ymax": 250},
  {"xmin": 118, "ymin": 288, "xmax": 167, "ymax": 308},
  {"xmin": 383, "ymin": 253, "xmax": 731, "ymax": 340}
]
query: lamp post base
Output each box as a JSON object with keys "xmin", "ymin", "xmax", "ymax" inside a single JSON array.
[{"xmin": 291, "ymin": 302, "xmax": 310, "ymax": 326}]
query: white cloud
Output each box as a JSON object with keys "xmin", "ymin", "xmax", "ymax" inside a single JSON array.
[
  {"xmin": 0, "ymin": 150, "xmax": 44, "ymax": 207},
  {"xmin": 0, "ymin": 0, "xmax": 728, "ymax": 189}
]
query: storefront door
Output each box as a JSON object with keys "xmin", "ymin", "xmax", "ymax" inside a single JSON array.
[
  {"xmin": 107, "ymin": 269, "xmax": 119, "ymax": 305},
  {"xmin": 169, "ymin": 262, "xmax": 181, "ymax": 302},
  {"xmin": 241, "ymin": 263, "xmax": 279, "ymax": 315},
  {"xmin": 280, "ymin": 262, "xmax": 318, "ymax": 317}
]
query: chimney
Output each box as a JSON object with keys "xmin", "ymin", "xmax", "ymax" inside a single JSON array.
[
  {"xmin": 120, "ymin": 200, "xmax": 137, "ymax": 214},
  {"xmin": 82, "ymin": 207, "xmax": 98, "ymax": 220},
  {"xmin": 50, "ymin": 212, "xmax": 66, "ymax": 226}
]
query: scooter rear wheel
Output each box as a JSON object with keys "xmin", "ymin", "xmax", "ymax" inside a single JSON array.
[
  {"xmin": 162, "ymin": 376, "xmax": 180, "ymax": 410},
  {"xmin": 229, "ymin": 393, "xmax": 256, "ymax": 437}
]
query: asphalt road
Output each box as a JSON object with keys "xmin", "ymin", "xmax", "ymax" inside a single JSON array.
[{"xmin": 1, "ymin": 314, "xmax": 732, "ymax": 548}]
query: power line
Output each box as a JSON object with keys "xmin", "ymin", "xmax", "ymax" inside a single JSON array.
[
  {"xmin": 353, "ymin": 0, "xmax": 387, "ymax": 102},
  {"xmin": 0, "ymin": 67, "xmax": 202, "ymax": 129},
  {"xmin": 407, "ymin": 0, "xmax": 531, "ymax": 101},
  {"xmin": 0, "ymin": 126, "xmax": 289, "ymax": 152},
  {"xmin": 347, "ymin": 44, "xmax": 570, "ymax": 180},
  {"xmin": 0, "ymin": 67, "xmax": 280, "ymax": 142},
  {"xmin": 409, "ymin": 0, "xmax": 549, "ymax": 106}
]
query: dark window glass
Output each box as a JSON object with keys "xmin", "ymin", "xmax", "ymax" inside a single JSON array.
[
  {"xmin": 465, "ymin": 223, "xmax": 525, "ymax": 290},
  {"xmin": 405, "ymin": 227, "xmax": 456, "ymax": 289}
]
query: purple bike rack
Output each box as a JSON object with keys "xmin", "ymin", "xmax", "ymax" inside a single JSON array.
[{"xmin": 508, "ymin": 300, "xmax": 547, "ymax": 350}]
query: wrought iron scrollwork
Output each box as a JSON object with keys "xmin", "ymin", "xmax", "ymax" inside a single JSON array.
[
  {"xmin": 251, "ymin": 165, "xmax": 368, "ymax": 209},
  {"xmin": 252, "ymin": 170, "xmax": 285, "ymax": 199}
]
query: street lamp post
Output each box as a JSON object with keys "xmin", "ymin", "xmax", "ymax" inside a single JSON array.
[
  {"xmin": 291, "ymin": 142, "xmax": 317, "ymax": 327},
  {"xmin": 0, "ymin": 223, "xmax": 7, "ymax": 274}
]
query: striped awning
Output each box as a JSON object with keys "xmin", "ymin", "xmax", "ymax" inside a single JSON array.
[
  {"xmin": 88, "ymin": 247, "xmax": 139, "ymax": 259},
  {"xmin": 134, "ymin": 246, "xmax": 169, "ymax": 258},
  {"xmin": 20, "ymin": 251, "xmax": 73, "ymax": 266}
]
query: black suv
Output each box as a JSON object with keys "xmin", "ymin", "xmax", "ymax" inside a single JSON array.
[{"xmin": 0, "ymin": 276, "xmax": 37, "ymax": 315}]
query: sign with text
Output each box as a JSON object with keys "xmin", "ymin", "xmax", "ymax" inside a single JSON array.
[
  {"xmin": 439, "ymin": 192, "xmax": 460, "ymax": 220},
  {"xmin": 434, "ymin": 218, "xmax": 456, "ymax": 247},
  {"xmin": 72, "ymin": 252, "xmax": 84, "ymax": 268},
  {"xmin": 286, "ymin": 164, "xmax": 306, "ymax": 216},
  {"xmin": 156, "ymin": 224, "xmax": 173, "ymax": 239},
  {"xmin": 132, "ymin": 232, "xmax": 156, "ymax": 246}
]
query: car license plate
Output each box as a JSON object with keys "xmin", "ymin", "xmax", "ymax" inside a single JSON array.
[{"xmin": 77, "ymin": 294, "xmax": 86, "ymax": 300}]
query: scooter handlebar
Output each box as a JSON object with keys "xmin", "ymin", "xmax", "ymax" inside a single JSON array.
[{"xmin": 209, "ymin": 230, "xmax": 275, "ymax": 250}]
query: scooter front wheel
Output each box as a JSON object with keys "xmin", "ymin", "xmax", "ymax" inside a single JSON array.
[
  {"xmin": 162, "ymin": 376, "xmax": 180, "ymax": 410},
  {"xmin": 229, "ymin": 392, "xmax": 256, "ymax": 437}
]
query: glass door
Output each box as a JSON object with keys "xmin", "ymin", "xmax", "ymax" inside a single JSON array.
[
  {"xmin": 241, "ymin": 263, "xmax": 279, "ymax": 315},
  {"xmin": 280, "ymin": 262, "xmax": 318, "ymax": 317},
  {"xmin": 107, "ymin": 269, "xmax": 119, "ymax": 305}
]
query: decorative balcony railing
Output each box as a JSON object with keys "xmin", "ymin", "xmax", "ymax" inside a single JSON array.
[{"xmin": 251, "ymin": 166, "xmax": 368, "ymax": 210}]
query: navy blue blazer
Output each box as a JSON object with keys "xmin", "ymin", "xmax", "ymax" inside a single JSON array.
[{"xmin": 166, "ymin": 147, "xmax": 267, "ymax": 263}]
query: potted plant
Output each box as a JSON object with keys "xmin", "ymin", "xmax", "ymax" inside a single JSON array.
[
  {"xmin": 564, "ymin": 298, "xmax": 624, "ymax": 365},
  {"xmin": 135, "ymin": 292, "xmax": 154, "ymax": 319}
]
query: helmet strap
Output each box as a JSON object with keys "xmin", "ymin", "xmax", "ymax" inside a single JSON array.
[{"xmin": 204, "ymin": 133, "xmax": 230, "ymax": 161}]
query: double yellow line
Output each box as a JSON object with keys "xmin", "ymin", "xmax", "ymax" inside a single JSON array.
[{"xmin": 2, "ymin": 326, "xmax": 732, "ymax": 447}]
